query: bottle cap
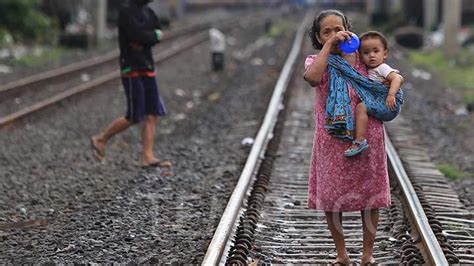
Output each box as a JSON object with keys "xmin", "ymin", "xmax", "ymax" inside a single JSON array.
[{"xmin": 339, "ymin": 34, "xmax": 360, "ymax": 54}]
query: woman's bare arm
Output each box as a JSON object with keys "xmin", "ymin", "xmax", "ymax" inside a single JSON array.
[{"xmin": 303, "ymin": 44, "xmax": 332, "ymax": 87}]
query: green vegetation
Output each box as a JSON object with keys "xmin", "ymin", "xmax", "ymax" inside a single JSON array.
[
  {"xmin": 0, "ymin": 27, "xmax": 14, "ymax": 46},
  {"xmin": 407, "ymin": 49, "xmax": 474, "ymax": 103},
  {"xmin": 445, "ymin": 223, "xmax": 464, "ymax": 231},
  {"xmin": 266, "ymin": 21, "xmax": 291, "ymax": 38},
  {"xmin": 437, "ymin": 163, "xmax": 468, "ymax": 181},
  {"xmin": 0, "ymin": 0, "xmax": 58, "ymax": 44},
  {"xmin": 7, "ymin": 46, "xmax": 67, "ymax": 67},
  {"xmin": 2, "ymin": 39, "xmax": 117, "ymax": 67}
]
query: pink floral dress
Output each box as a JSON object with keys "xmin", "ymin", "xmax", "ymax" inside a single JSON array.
[{"xmin": 305, "ymin": 53, "xmax": 391, "ymax": 212}]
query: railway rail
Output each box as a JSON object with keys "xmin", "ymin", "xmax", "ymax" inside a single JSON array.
[{"xmin": 203, "ymin": 14, "xmax": 473, "ymax": 265}]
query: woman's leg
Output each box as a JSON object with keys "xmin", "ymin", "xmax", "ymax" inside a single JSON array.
[
  {"xmin": 325, "ymin": 212, "xmax": 351, "ymax": 264},
  {"xmin": 361, "ymin": 208, "xmax": 379, "ymax": 265}
]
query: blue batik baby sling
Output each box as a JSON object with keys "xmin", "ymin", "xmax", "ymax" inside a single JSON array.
[{"xmin": 324, "ymin": 54, "xmax": 404, "ymax": 141}]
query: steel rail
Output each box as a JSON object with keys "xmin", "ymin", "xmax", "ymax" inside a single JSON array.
[
  {"xmin": 385, "ymin": 130, "xmax": 449, "ymax": 265},
  {"xmin": 201, "ymin": 14, "xmax": 310, "ymax": 266}
]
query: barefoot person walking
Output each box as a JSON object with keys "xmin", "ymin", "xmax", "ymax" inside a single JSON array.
[
  {"xmin": 303, "ymin": 10, "xmax": 391, "ymax": 265},
  {"xmin": 91, "ymin": 0, "xmax": 171, "ymax": 168}
]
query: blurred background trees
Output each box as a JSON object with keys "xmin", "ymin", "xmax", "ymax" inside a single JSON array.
[
  {"xmin": 0, "ymin": 0, "xmax": 58, "ymax": 46},
  {"xmin": 0, "ymin": 0, "xmax": 472, "ymax": 73}
]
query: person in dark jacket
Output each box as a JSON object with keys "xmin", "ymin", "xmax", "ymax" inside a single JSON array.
[{"xmin": 91, "ymin": 0, "xmax": 171, "ymax": 168}]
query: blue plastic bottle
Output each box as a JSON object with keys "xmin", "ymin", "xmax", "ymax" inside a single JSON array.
[{"xmin": 339, "ymin": 34, "xmax": 360, "ymax": 54}]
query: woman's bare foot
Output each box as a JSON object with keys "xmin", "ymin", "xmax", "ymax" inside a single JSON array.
[
  {"xmin": 360, "ymin": 256, "xmax": 375, "ymax": 265},
  {"xmin": 91, "ymin": 135, "xmax": 106, "ymax": 161},
  {"xmin": 333, "ymin": 256, "xmax": 351, "ymax": 265}
]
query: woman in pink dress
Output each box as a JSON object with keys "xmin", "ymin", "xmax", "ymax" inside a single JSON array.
[{"xmin": 303, "ymin": 10, "xmax": 391, "ymax": 265}]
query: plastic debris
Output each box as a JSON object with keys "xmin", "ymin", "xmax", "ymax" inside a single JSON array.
[
  {"xmin": 174, "ymin": 88, "xmax": 186, "ymax": 97},
  {"xmin": 411, "ymin": 69, "xmax": 432, "ymax": 80},
  {"xmin": 241, "ymin": 137, "xmax": 254, "ymax": 146},
  {"xmin": 81, "ymin": 73, "xmax": 91, "ymax": 82},
  {"xmin": 455, "ymin": 107, "xmax": 468, "ymax": 116},
  {"xmin": 209, "ymin": 28, "xmax": 226, "ymax": 53},
  {"xmin": 250, "ymin": 57, "xmax": 264, "ymax": 66},
  {"xmin": 55, "ymin": 244, "xmax": 76, "ymax": 254},
  {"xmin": 0, "ymin": 64, "xmax": 12, "ymax": 74},
  {"xmin": 186, "ymin": 101, "xmax": 194, "ymax": 109},
  {"xmin": 173, "ymin": 113, "xmax": 186, "ymax": 121}
]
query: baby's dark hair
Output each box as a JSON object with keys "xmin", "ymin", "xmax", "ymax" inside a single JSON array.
[
  {"xmin": 359, "ymin": 30, "xmax": 389, "ymax": 50},
  {"xmin": 308, "ymin": 9, "xmax": 352, "ymax": 50}
]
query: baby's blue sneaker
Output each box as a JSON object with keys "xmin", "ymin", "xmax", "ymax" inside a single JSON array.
[{"xmin": 344, "ymin": 139, "xmax": 369, "ymax": 157}]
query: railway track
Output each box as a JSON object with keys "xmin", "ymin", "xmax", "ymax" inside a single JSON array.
[
  {"xmin": 203, "ymin": 14, "xmax": 473, "ymax": 265},
  {"xmin": 0, "ymin": 30, "xmax": 209, "ymax": 129},
  {"xmin": 0, "ymin": 12, "xmax": 266, "ymax": 129},
  {"xmin": 0, "ymin": 21, "xmax": 213, "ymax": 100},
  {"xmin": 0, "ymin": 31, "xmax": 210, "ymax": 129}
]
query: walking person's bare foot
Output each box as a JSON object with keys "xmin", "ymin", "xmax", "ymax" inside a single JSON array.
[
  {"xmin": 141, "ymin": 156, "xmax": 172, "ymax": 168},
  {"xmin": 360, "ymin": 256, "xmax": 375, "ymax": 265},
  {"xmin": 333, "ymin": 256, "xmax": 351, "ymax": 265},
  {"xmin": 90, "ymin": 135, "xmax": 106, "ymax": 161}
]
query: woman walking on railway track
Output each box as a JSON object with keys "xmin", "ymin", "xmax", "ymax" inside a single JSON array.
[
  {"xmin": 303, "ymin": 9, "xmax": 390, "ymax": 265},
  {"xmin": 91, "ymin": 0, "xmax": 171, "ymax": 168}
]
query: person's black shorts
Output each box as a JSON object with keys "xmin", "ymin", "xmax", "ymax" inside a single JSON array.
[{"xmin": 122, "ymin": 76, "xmax": 167, "ymax": 123}]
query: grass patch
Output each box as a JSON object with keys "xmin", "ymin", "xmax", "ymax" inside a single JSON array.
[
  {"xmin": 407, "ymin": 49, "xmax": 474, "ymax": 103},
  {"xmin": 266, "ymin": 21, "xmax": 290, "ymax": 38},
  {"xmin": 3, "ymin": 39, "xmax": 117, "ymax": 68},
  {"xmin": 5, "ymin": 46, "xmax": 69, "ymax": 67},
  {"xmin": 437, "ymin": 163, "xmax": 468, "ymax": 181},
  {"xmin": 446, "ymin": 223, "xmax": 464, "ymax": 231}
]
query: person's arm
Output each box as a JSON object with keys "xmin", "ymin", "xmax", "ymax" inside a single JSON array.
[
  {"xmin": 152, "ymin": 8, "xmax": 164, "ymax": 40},
  {"xmin": 385, "ymin": 71, "xmax": 404, "ymax": 110},
  {"xmin": 303, "ymin": 31, "xmax": 353, "ymax": 87},
  {"xmin": 119, "ymin": 8, "xmax": 161, "ymax": 47},
  {"xmin": 303, "ymin": 44, "xmax": 331, "ymax": 87}
]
